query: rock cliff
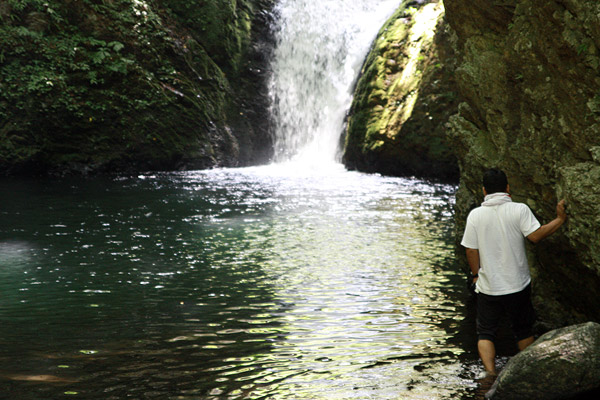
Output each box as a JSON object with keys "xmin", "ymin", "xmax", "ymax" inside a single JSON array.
[
  {"xmin": 444, "ymin": 0, "xmax": 600, "ymax": 326},
  {"xmin": 343, "ymin": 0, "xmax": 459, "ymax": 181},
  {"xmin": 0, "ymin": 0, "xmax": 275, "ymax": 175}
]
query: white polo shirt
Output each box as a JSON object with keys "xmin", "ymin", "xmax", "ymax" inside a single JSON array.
[{"xmin": 461, "ymin": 193, "xmax": 541, "ymax": 295}]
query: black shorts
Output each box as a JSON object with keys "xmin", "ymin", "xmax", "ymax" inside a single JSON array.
[{"xmin": 476, "ymin": 283, "xmax": 535, "ymax": 342}]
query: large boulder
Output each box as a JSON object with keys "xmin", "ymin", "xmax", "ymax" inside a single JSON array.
[
  {"xmin": 486, "ymin": 322, "xmax": 600, "ymax": 400},
  {"xmin": 343, "ymin": 0, "xmax": 459, "ymax": 181}
]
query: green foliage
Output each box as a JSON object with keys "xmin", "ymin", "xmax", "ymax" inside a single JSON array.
[
  {"xmin": 577, "ymin": 43, "xmax": 589, "ymax": 55},
  {"xmin": 0, "ymin": 0, "xmax": 261, "ymax": 173}
]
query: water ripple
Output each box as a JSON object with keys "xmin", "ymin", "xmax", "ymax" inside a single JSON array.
[{"xmin": 0, "ymin": 166, "xmax": 483, "ymax": 399}]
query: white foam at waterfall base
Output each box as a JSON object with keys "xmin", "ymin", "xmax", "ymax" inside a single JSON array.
[{"xmin": 268, "ymin": 0, "xmax": 399, "ymax": 168}]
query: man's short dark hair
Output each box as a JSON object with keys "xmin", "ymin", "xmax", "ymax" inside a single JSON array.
[{"xmin": 483, "ymin": 169, "xmax": 508, "ymax": 194}]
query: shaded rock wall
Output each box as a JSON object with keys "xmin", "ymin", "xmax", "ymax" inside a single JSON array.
[
  {"xmin": 343, "ymin": 0, "xmax": 459, "ymax": 181},
  {"xmin": 444, "ymin": 0, "xmax": 600, "ymax": 326},
  {"xmin": 0, "ymin": 0, "xmax": 275, "ymax": 175}
]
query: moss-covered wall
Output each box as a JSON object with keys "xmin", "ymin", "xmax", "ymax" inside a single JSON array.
[
  {"xmin": 0, "ymin": 0, "xmax": 275, "ymax": 175},
  {"xmin": 343, "ymin": 0, "xmax": 459, "ymax": 181},
  {"xmin": 444, "ymin": 0, "xmax": 600, "ymax": 328}
]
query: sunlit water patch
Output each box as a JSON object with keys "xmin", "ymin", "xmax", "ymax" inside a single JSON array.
[{"xmin": 0, "ymin": 166, "xmax": 483, "ymax": 399}]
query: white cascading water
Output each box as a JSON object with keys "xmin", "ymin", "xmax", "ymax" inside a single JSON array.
[{"xmin": 268, "ymin": 0, "xmax": 399, "ymax": 167}]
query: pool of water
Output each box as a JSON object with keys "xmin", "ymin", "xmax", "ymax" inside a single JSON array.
[{"xmin": 0, "ymin": 164, "xmax": 484, "ymax": 399}]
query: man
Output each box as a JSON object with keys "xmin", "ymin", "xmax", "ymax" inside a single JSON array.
[{"xmin": 461, "ymin": 169, "xmax": 567, "ymax": 376}]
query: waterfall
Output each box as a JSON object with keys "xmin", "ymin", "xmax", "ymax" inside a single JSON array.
[{"xmin": 268, "ymin": 0, "xmax": 399, "ymax": 166}]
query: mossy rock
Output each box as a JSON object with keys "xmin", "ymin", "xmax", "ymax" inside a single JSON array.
[{"xmin": 343, "ymin": 0, "xmax": 459, "ymax": 181}]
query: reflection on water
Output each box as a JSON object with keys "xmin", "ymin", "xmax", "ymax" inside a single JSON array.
[{"xmin": 0, "ymin": 165, "xmax": 482, "ymax": 399}]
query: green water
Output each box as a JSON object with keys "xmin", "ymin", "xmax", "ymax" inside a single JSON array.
[{"xmin": 0, "ymin": 164, "xmax": 482, "ymax": 399}]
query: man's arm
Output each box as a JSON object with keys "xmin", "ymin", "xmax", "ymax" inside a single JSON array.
[
  {"xmin": 465, "ymin": 248, "xmax": 480, "ymax": 280},
  {"xmin": 527, "ymin": 199, "xmax": 567, "ymax": 244}
]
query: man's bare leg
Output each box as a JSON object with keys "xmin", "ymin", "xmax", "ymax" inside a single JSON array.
[
  {"xmin": 478, "ymin": 339, "xmax": 497, "ymax": 375},
  {"xmin": 517, "ymin": 336, "xmax": 534, "ymax": 351}
]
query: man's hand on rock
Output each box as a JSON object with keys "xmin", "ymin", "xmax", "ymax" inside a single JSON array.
[{"xmin": 556, "ymin": 199, "xmax": 567, "ymax": 221}]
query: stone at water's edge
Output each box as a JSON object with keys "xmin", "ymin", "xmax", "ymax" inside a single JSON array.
[{"xmin": 486, "ymin": 322, "xmax": 600, "ymax": 400}]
